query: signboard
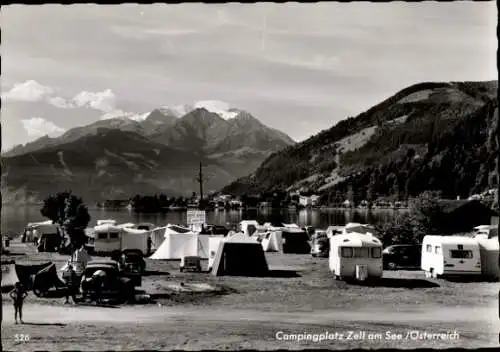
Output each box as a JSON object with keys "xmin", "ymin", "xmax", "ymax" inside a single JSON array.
[{"xmin": 187, "ymin": 210, "xmax": 206, "ymax": 226}]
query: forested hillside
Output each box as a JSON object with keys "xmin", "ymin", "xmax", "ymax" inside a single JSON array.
[{"xmin": 222, "ymin": 81, "xmax": 498, "ymax": 203}]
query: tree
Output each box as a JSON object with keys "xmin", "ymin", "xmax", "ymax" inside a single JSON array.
[
  {"xmin": 40, "ymin": 191, "xmax": 91, "ymax": 249},
  {"xmin": 376, "ymin": 191, "xmax": 446, "ymax": 246}
]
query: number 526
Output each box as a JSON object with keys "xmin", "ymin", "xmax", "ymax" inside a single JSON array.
[{"xmin": 15, "ymin": 334, "xmax": 30, "ymax": 342}]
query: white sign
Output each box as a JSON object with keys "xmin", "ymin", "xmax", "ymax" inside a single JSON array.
[{"xmin": 187, "ymin": 210, "xmax": 206, "ymax": 225}]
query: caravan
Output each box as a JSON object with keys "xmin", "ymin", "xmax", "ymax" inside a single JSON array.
[
  {"xmin": 329, "ymin": 231, "xmax": 383, "ymax": 281},
  {"xmin": 92, "ymin": 223, "xmax": 122, "ymax": 253},
  {"xmin": 421, "ymin": 236, "xmax": 482, "ymax": 278}
]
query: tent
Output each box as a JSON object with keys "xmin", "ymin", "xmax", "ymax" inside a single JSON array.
[
  {"xmin": 60, "ymin": 247, "xmax": 92, "ymax": 275},
  {"xmin": 261, "ymin": 231, "xmax": 284, "ymax": 252},
  {"xmin": 150, "ymin": 225, "xmax": 210, "ymax": 260},
  {"xmin": 97, "ymin": 219, "xmax": 117, "ymax": 226},
  {"xmin": 208, "ymin": 236, "xmax": 226, "ymax": 269},
  {"xmin": 32, "ymin": 263, "xmax": 67, "ymax": 295},
  {"xmin": 121, "ymin": 227, "xmax": 149, "ymax": 254},
  {"xmin": 477, "ymin": 238, "xmax": 500, "ymax": 281},
  {"xmin": 211, "ymin": 233, "xmax": 269, "ymax": 277},
  {"xmin": 1, "ymin": 262, "xmax": 53, "ymax": 291},
  {"xmin": 343, "ymin": 223, "xmax": 376, "ymax": 235},
  {"xmin": 281, "ymin": 229, "xmax": 311, "ymax": 254},
  {"xmin": 150, "ymin": 226, "xmax": 168, "ymax": 251}
]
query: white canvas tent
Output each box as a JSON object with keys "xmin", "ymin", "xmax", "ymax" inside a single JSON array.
[
  {"xmin": 261, "ymin": 231, "xmax": 284, "ymax": 252},
  {"xmin": 477, "ymin": 237, "xmax": 500, "ymax": 280},
  {"xmin": 121, "ymin": 227, "xmax": 149, "ymax": 254},
  {"xmin": 60, "ymin": 247, "xmax": 92, "ymax": 275},
  {"xmin": 208, "ymin": 236, "xmax": 226, "ymax": 269},
  {"xmin": 1, "ymin": 262, "xmax": 19, "ymax": 288},
  {"xmin": 150, "ymin": 225, "xmax": 210, "ymax": 260},
  {"xmin": 97, "ymin": 219, "xmax": 117, "ymax": 226},
  {"xmin": 343, "ymin": 223, "xmax": 376, "ymax": 235}
]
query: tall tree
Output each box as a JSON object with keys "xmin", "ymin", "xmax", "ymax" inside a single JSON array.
[{"xmin": 40, "ymin": 191, "xmax": 91, "ymax": 249}]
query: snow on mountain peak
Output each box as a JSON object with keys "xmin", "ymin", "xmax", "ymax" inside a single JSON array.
[{"xmin": 194, "ymin": 100, "xmax": 239, "ymax": 120}]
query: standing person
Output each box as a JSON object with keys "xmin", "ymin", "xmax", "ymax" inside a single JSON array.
[
  {"xmin": 92, "ymin": 269, "xmax": 106, "ymax": 304},
  {"xmin": 62, "ymin": 264, "xmax": 78, "ymax": 304},
  {"xmin": 147, "ymin": 236, "xmax": 152, "ymax": 256},
  {"xmin": 9, "ymin": 282, "xmax": 28, "ymax": 324}
]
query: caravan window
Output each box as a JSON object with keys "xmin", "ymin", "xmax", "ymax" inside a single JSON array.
[
  {"xmin": 109, "ymin": 232, "xmax": 119, "ymax": 239},
  {"xmin": 97, "ymin": 233, "xmax": 107, "ymax": 240},
  {"xmin": 341, "ymin": 247, "xmax": 353, "ymax": 258},
  {"xmin": 371, "ymin": 247, "xmax": 382, "ymax": 258},
  {"xmin": 449, "ymin": 250, "xmax": 473, "ymax": 259},
  {"xmin": 353, "ymin": 247, "xmax": 370, "ymax": 258},
  {"xmin": 434, "ymin": 246, "xmax": 441, "ymax": 254},
  {"xmin": 426, "ymin": 244, "xmax": 432, "ymax": 252}
]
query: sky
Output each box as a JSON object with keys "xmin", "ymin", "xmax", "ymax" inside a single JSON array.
[{"xmin": 1, "ymin": 2, "xmax": 497, "ymax": 151}]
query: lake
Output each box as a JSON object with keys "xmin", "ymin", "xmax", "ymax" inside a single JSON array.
[{"xmin": 1, "ymin": 206, "xmax": 404, "ymax": 234}]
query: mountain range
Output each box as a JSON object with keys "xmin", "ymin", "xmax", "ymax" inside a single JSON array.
[
  {"xmin": 222, "ymin": 80, "xmax": 499, "ymax": 203},
  {"xmin": 1, "ymin": 107, "xmax": 295, "ymax": 204}
]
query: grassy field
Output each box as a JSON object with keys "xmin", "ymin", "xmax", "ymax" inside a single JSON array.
[{"xmin": 1, "ymin": 240, "xmax": 499, "ymax": 350}]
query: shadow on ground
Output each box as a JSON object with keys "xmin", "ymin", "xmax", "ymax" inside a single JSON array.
[
  {"xmin": 442, "ymin": 276, "xmax": 499, "ymax": 283},
  {"xmin": 143, "ymin": 270, "xmax": 170, "ymax": 277},
  {"xmin": 355, "ymin": 278, "xmax": 440, "ymax": 288},
  {"xmin": 267, "ymin": 269, "xmax": 301, "ymax": 278},
  {"xmin": 22, "ymin": 322, "xmax": 67, "ymax": 326}
]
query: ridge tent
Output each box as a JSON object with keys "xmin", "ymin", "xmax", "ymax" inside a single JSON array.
[
  {"xmin": 211, "ymin": 233, "xmax": 269, "ymax": 277},
  {"xmin": 477, "ymin": 237, "xmax": 500, "ymax": 281},
  {"xmin": 150, "ymin": 226, "xmax": 210, "ymax": 260},
  {"xmin": 281, "ymin": 229, "xmax": 311, "ymax": 254},
  {"xmin": 261, "ymin": 231, "xmax": 284, "ymax": 252},
  {"xmin": 121, "ymin": 227, "xmax": 150, "ymax": 254},
  {"xmin": 150, "ymin": 226, "xmax": 168, "ymax": 251},
  {"xmin": 208, "ymin": 236, "xmax": 226, "ymax": 269},
  {"xmin": 1, "ymin": 261, "xmax": 53, "ymax": 291},
  {"xmin": 60, "ymin": 247, "xmax": 92, "ymax": 275}
]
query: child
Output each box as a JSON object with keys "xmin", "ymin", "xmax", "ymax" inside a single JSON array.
[{"xmin": 9, "ymin": 282, "xmax": 28, "ymax": 324}]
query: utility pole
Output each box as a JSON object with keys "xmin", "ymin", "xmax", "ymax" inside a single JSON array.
[{"xmin": 197, "ymin": 161, "xmax": 204, "ymax": 202}]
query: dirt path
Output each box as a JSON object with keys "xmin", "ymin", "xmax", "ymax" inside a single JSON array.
[
  {"xmin": 2, "ymin": 302, "xmax": 498, "ymax": 350},
  {"xmin": 2, "ymin": 303, "xmax": 498, "ymax": 325}
]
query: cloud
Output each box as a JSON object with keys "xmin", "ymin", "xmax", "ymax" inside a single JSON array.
[
  {"xmin": 72, "ymin": 88, "xmax": 117, "ymax": 112},
  {"xmin": 194, "ymin": 100, "xmax": 239, "ymax": 119},
  {"xmin": 100, "ymin": 110, "xmax": 150, "ymax": 121},
  {"xmin": 2, "ymin": 80, "xmax": 54, "ymax": 102},
  {"xmin": 21, "ymin": 117, "xmax": 66, "ymax": 138},
  {"xmin": 47, "ymin": 96, "xmax": 76, "ymax": 109}
]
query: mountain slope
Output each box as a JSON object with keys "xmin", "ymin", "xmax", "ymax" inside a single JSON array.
[
  {"xmin": 149, "ymin": 108, "xmax": 295, "ymax": 154},
  {"xmin": 3, "ymin": 118, "xmax": 146, "ymax": 157},
  {"xmin": 222, "ymin": 81, "xmax": 498, "ymax": 202},
  {"xmin": 1, "ymin": 129, "xmax": 235, "ymax": 203}
]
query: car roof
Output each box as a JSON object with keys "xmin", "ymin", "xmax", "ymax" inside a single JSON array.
[{"xmin": 88, "ymin": 259, "xmax": 119, "ymax": 265}]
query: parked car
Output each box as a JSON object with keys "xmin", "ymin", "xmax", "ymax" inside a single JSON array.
[
  {"xmin": 310, "ymin": 230, "xmax": 330, "ymax": 257},
  {"xmin": 80, "ymin": 260, "xmax": 135, "ymax": 303},
  {"xmin": 119, "ymin": 249, "xmax": 146, "ymax": 274},
  {"xmin": 180, "ymin": 256, "xmax": 202, "ymax": 272},
  {"xmin": 202, "ymin": 225, "xmax": 229, "ymax": 236},
  {"xmin": 382, "ymin": 244, "xmax": 422, "ymax": 270}
]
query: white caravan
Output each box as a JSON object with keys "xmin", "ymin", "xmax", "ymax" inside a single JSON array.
[
  {"xmin": 472, "ymin": 225, "xmax": 498, "ymax": 240},
  {"xmin": 92, "ymin": 223, "xmax": 123, "ymax": 253},
  {"xmin": 329, "ymin": 231, "xmax": 383, "ymax": 281},
  {"xmin": 421, "ymin": 235, "xmax": 481, "ymax": 278}
]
